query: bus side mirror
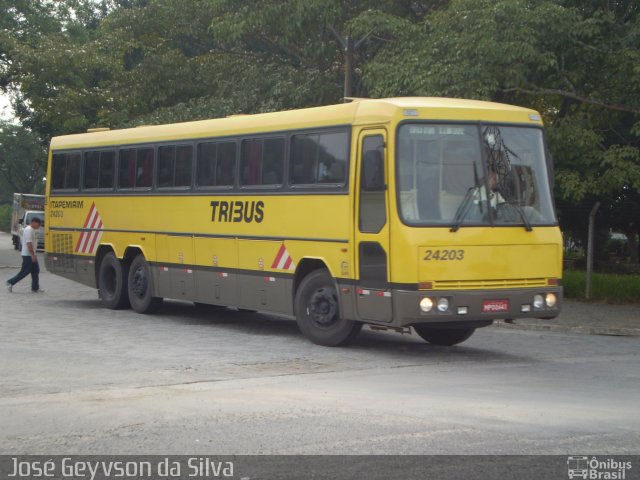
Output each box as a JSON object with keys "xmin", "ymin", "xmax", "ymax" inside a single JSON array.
[
  {"xmin": 362, "ymin": 150, "xmax": 386, "ymax": 191},
  {"xmin": 18, "ymin": 219, "xmax": 23, "ymax": 225}
]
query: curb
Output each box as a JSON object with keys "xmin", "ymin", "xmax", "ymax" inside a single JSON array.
[{"xmin": 493, "ymin": 320, "xmax": 640, "ymax": 337}]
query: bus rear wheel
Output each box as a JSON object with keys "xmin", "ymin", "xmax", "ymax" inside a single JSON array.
[
  {"xmin": 128, "ymin": 254, "xmax": 162, "ymax": 314},
  {"xmin": 98, "ymin": 252, "xmax": 130, "ymax": 309},
  {"xmin": 413, "ymin": 326, "xmax": 475, "ymax": 346},
  {"xmin": 295, "ymin": 269, "xmax": 362, "ymax": 347}
]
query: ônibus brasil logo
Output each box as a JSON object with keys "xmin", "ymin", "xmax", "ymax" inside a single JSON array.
[{"xmin": 567, "ymin": 456, "xmax": 632, "ymax": 480}]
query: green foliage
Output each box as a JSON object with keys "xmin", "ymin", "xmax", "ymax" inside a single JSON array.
[
  {"xmin": 0, "ymin": 203, "xmax": 10, "ymax": 232},
  {"xmin": 0, "ymin": 121, "xmax": 47, "ymax": 199},
  {"xmin": 563, "ymin": 269, "xmax": 640, "ymax": 304},
  {"xmin": 1, "ymin": 0, "xmax": 639, "ymax": 263}
]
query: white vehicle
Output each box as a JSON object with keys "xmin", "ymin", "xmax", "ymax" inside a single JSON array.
[{"xmin": 11, "ymin": 193, "xmax": 45, "ymax": 251}]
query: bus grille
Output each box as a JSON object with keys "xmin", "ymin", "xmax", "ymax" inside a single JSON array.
[
  {"xmin": 52, "ymin": 233, "xmax": 75, "ymax": 271},
  {"xmin": 433, "ymin": 278, "xmax": 548, "ymax": 290}
]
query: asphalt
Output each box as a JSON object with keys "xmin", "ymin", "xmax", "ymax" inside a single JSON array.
[
  {"xmin": 1, "ymin": 231, "xmax": 638, "ymax": 337},
  {"xmin": 494, "ymin": 299, "xmax": 640, "ymax": 336}
]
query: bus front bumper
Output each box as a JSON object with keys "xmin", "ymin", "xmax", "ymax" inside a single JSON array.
[{"xmin": 393, "ymin": 287, "xmax": 563, "ymax": 327}]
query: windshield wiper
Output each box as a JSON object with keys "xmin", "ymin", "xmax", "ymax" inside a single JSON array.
[
  {"xmin": 501, "ymin": 201, "xmax": 533, "ymax": 232},
  {"xmin": 450, "ymin": 161, "xmax": 481, "ymax": 232},
  {"xmin": 450, "ymin": 186, "xmax": 476, "ymax": 232}
]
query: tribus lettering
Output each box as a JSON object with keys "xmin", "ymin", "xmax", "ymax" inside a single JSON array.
[{"xmin": 210, "ymin": 200, "xmax": 264, "ymax": 223}]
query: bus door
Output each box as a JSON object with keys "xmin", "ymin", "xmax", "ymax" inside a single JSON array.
[{"xmin": 354, "ymin": 129, "xmax": 392, "ymax": 323}]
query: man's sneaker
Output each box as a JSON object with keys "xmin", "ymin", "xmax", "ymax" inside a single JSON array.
[
  {"xmin": 32, "ymin": 289, "xmax": 45, "ymax": 293},
  {"xmin": 6, "ymin": 282, "xmax": 12, "ymax": 293}
]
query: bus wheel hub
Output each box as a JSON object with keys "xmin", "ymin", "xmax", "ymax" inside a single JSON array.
[
  {"xmin": 309, "ymin": 288, "xmax": 337, "ymax": 326},
  {"xmin": 132, "ymin": 268, "xmax": 147, "ymax": 297}
]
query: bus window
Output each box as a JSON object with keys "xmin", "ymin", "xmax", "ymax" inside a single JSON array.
[
  {"xmin": 100, "ymin": 151, "xmax": 115, "ymax": 189},
  {"xmin": 290, "ymin": 131, "xmax": 348, "ymax": 185},
  {"xmin": 158, "ymin": 145, "xmax": 175, "ymax": 188},
  {"xmin": 65, "ymin": 153, "xmax": 81, "ymax": 190},
  {"xmin": 119, "ymin": 149, "xmax": 136, "ymax": 188},
  {"xmin": 241, "ymin": 138, "xmax": 284, "ymax": 187},
  {"xmin": 84, "ymin": 151, "xmax": 100, "ymax": 189},
  {"xmin": 118, "ymin": 148, "xmax": 153, "ymax": 189},
  {"xmin": 216, "ymin": 142, "xmax": 236, "ymax": 186},
  {"xmin": 197, "ymin": 141, "xmax": 236, "ymax": 188},
  {"xmin": 136, "ymin": 148, "xmax": 153, "ymax": 188},
  {"xmin": 51, "ymin": 152, "xmax": 80, "ymax": 190},
  {"xmin": 84, "ymin": 150, "xmax": 115, "ymax": 190},
  {"xmin": 359, "ymin": 135, "xmax": 386, "ymax": 233}
]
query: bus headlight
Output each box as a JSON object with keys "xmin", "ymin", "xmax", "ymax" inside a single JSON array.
[
  {"xmin": 419, "ymin": 297, "xmax": 434, "ymax": 312},
  {"xmin": 545, "ymin": 293, "xmax": 557, "ymax": 308},
  {"xmin": 533, "ymin": 294, "xmax": 544, "ymax": 310},
  {"xmin": 437, "ymin": 298, "xmax": 449, "ymax": 312}
]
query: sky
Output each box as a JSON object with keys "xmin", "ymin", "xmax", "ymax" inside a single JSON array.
[{"xmin": 0, "ymin": 93, "xmax": 17, "ymax": 122}]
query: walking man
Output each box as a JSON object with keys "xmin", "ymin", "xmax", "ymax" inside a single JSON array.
[{"xmin": 6, "ymin": 217, "xmax": 43, "ymax": 293}]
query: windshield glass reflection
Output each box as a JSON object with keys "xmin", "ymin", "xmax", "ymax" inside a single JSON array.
[{"xmin": 397, "ymin": 123, "xmax": 556, "ymax": 228}]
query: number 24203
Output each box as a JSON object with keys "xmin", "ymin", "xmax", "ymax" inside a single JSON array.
[{"xmin": 424, "ymin": 249, "xmax": 465, "ymax": 261}]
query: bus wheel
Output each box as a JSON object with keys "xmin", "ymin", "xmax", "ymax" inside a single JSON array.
[
  {"xmin": 413, "ymin": 326, "xmax": 475, "ymax": 346},
  {"xmin": 295, "ymin": 269, "xmax": 362, "ymax": 346},
  {"xmin": 98, "ymin": 252, "xmax": 130, "ymax": 309},
  {"xmin": 128, "ymin": 254, "xmax": 162, "ymax": 314}
]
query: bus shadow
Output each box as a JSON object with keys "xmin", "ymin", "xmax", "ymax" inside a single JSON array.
[{"xmin": 55, "ymin": 298, "xmax": 530, "ymax": 362}]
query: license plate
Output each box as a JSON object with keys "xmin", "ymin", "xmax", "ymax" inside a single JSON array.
[{"xmin": 482, "ymin": 299, "xmax": 509, "ymax": 312}]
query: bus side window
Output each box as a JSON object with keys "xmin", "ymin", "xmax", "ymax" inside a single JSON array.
[
  {"xmin": 174, "ymin": 145, "xmax": 193, "ymax": 187},
  {"xmin": 263, "ymin": 138, "xmax": 284, "ymax": 185},
  {"xmin": 197, "ymin": 142, "xmax": 217, "ymax": 187},
  {"xmin": 119, "ymin": 149, "xmax": 136, "ymax": 188},
  {"xmin": 136, "ymin": 148, "xmax": 153, "ymax": 188},
  {"xmin": 65, "ymin": 153, "xmax": 81, "ymax": 190},
  {"xmin": 241, "ymin": 138, "xmax": 284, "ymax": 187},
  {"xmin": 51, "ymin": 153, "xmax": 67, "ymax": 190},
  {"xmin": 216, "ymin": 142, "xmax": 236, "ymax": 186},
  {"xmin": 100, "ymin": 151, "xmax": 115, "ymax": 189},
  {"xmin": 359, "ymin": 135, "xmax": 386, "ymax": 233}
]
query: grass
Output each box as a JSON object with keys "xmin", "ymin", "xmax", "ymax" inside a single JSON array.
[{"xmin": 563, "ymin": 269, "xmax": 640, "ymax": 304}]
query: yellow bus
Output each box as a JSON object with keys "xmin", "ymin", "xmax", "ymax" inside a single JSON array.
[{"xmin": 45, "ymin": 97, "xmax": 562, "ymax": 346}]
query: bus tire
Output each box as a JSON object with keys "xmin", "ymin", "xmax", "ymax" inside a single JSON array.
[
  {"xmin": 128, "ymin": 254, "xmax": 162, "ymax": 314},
  {"xmin": 413, "ymin": 326, "xmax": 475, "ymax": 346},
  {"xmin": 98, "ymin": 252, "xmax": 130, "ymax": 310},
  {"xmin": 294, "ymin": 269, "xmax": 362, "ymax": 347}
]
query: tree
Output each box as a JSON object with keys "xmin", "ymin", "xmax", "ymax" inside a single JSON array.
[
  {"xmin": 0, "ymin": 121, "xmax": 46, "ymax": 197},
  {"xmin": 361, "ymin": 0, "xmax": 640, "ymax": 262}
]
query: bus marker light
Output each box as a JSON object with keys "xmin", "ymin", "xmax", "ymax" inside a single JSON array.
[
  {"xmin": 533, "ymin": 294, "xmax": 544, "ymax": 309},
  {"xmin": 419, "ymin": 297, "xmax": 433, "ymax": 312},
  {"xmin": 418, "ymin": 282, "xmax": 433, "ymax": 290},
  {"xmin": 547, "ymin": 278, "xmax": 559, "ymax": 286},
  {"xmin": 521, "ymin": 304, "xmax": 531, "ymax": 313},
  {"xmin": 403, "ymin": 109, "xmax": 419, "ymax": 116},
  {"xmin": 437, "ymin": 298, "xmax": 449, "ymax": 312},
  {"xmin": 545, "ymin": 293, "xmax": 557, "ymax": 307},
  {"xmin": 457, "ymin": 306, "xmax": 468, "ymax": 315}
]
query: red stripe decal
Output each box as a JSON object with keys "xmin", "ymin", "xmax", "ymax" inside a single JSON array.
[{"xmin": 271, "ymin": 244, "xmax": 286, "ymax": 269}]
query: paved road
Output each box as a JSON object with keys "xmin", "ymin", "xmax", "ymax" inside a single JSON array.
[{"xmin": 1, "ymin": 232, "xmax": 639, "ymax": 457}]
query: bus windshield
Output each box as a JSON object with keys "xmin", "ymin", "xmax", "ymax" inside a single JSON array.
[{"xmin": 397, "ymin": 123, "xmax": 556, "ymax": 228}]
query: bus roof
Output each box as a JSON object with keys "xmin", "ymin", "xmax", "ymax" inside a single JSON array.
[{"xmin": 50, "ymin": 97, "xmax": 542, "ymax": 150}]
